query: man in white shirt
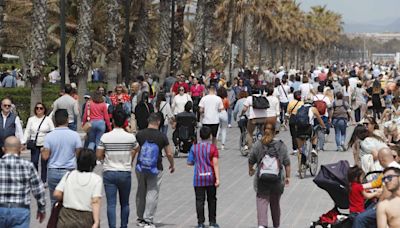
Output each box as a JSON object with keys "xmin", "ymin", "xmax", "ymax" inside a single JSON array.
[
  {"xmin": 241, "ymin": 88, "xmax": 269, "ymax": 149},
  {"xmin": 276, "ymin": 66, "xmax": 285, "ymax": 81},
  {"xmin": 199, "ymin": 85, "xmax": 224, "ymax": 145},
  {"xmin": 313, "ymin": 85, "xmax": 331, "ymax": 151},
  {"xmin": 0, "ymin": 98, "xmax": 23, "ymax": 157},
  {"xmin": 48, "ymin": 67, "xmax": 60, "ymax": 84}
]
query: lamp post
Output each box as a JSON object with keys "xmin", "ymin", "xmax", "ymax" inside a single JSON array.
[{"xmin": 59, "ymin": 0, "xmax": 66, "ymax": 89}]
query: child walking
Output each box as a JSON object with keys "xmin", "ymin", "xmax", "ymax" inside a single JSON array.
[{"xmin": 187, "ymin": 126, "xmax": 220, "ymax": 228}]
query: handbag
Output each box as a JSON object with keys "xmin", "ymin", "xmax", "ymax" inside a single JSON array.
[
  {"xmin": 82, "ymin": 101, "xmax": 92, "ymax": 133},
  {"xmin": 27, "ymin": 117, "xmax": 46, "ymax": 150},
  {"xmin": 47, "ymin": 172, "xmax": 71, "ymax": 228},
  {"xmin": 252, "ymin": 95, "xmax": 270, "ymax": 109}
]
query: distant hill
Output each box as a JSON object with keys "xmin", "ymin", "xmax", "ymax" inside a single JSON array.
[{"xmin": 344, "ymin": 18, "xmax": 400, "ymax": 33}]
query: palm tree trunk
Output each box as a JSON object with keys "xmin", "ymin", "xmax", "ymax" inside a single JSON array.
[
  {"xmin": 156, "ymin": 0, "xmax": 171, "ymax": 84},
  {"xmin": 30, "ymin": 0, "xmax": 48, "ymax": 115},
  {"xmin": 172, "ymin": 0, "xmax": 186, "ymax": 73},
  {"xmin": 130, "ymin": 0, "xmax": 149, "ymax": 82},
  {"xmin": 0, "ymin": 1, "xmax": 5, "ymax": 58},
  {"xmin": 72, "ymin": 0, "xmax": 93, "ymax": 111},
  {"xmin": 223, "ymin": 0, "xmax": 235, "ymax": 81},
  {"xmin": 105, "ymin": 0, "xmax": 121, "ymax": 91}
]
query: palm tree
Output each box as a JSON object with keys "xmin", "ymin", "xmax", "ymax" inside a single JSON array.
[
  {"xmin": 130, "ymin": 0, "xmax": 149, "ymax": 82},
  {"xmin": 156, "ymin": 0, "xmax": 171, "ymax": 83},
  {"xmin": 172, "ymin": 0, "xmax": 186, "ymax": 73},
  {"xmin": 0, "ymin": 0, "xmax": 5, "ymax": 58},
  {"xmin": 71, "ymin": 0, "xmax": 93, "ymax": 109},
  {"xmin": 29, "ymin": 0, "xmax": 48, "ymax": 113},
  {"xmin": 105, "ymin": 0, "xmax": 121, "ymax": 91}
]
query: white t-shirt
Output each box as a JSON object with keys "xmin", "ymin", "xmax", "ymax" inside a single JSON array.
[
  {"xmin": 199, "ymin": 94, "xmax": 223, "ymax": 124},
  {"xmin": 98, "ymin": 128, "xmax": 139, "ymax": 171},
  {"xmin": 48, "ymin": 70, "xmax": 60, "ymax": 83},
  {"xmin": 243, "ymin": 95, "xmax": 268, "ymax": 119},
  {"xmin": 299, "ymin": 83, "xmax": 313, "ymax": 100},
  {"xmin": 277, "ymin": 84, "xmax": 290, "ymax": 103},
  {"xmin": 266, "ymin": 95, "xmax": 280, "ymax": 118},
  {"xmin": 172, "ymin": 94, "xmax": 192, "ymax": 115},
  {"xmin": 313, "ymin": 93, "xmax": 331, "ymax": 117},
  {"xmin": 56, "ymin": 170, "xmax": 103, "ymax": 212}
]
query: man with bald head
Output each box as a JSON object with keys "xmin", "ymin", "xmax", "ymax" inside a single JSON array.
[
  {"xmin": 354, "ymin": 148, "xmax": 400, "ymax": 228},
  {"xmin": 0, "ymin": 136, "xmax": 46, "ymax": 227}
]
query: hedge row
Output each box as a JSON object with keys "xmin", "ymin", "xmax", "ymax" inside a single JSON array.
[{"xmin": 0, "ymin": 82, "xmax": 106, "ymax": 126}]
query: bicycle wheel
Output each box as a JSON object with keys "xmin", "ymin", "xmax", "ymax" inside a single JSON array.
[
  {"xmin": 308, "ymin": 139, "xmax": 318, "ymax": 176},
  {"xmin": 298, "ymin": 147, "xmax": 306, "ymax": 179}
]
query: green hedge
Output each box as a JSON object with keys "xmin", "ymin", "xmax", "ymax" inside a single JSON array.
[{"xmin": 0, "ymin": 82, "xmax": 106, "ymax": 126}]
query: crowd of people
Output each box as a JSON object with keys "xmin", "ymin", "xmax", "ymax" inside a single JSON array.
[{"xmin": 0, "ymin": 62, "xmax": 400, "ymax": 227}]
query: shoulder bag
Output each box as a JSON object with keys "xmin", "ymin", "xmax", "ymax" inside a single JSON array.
[
  {"xmin": 82, "ymin": 101, "xmax": 92, "ymax": 133},
  {"xmin": 27, "ymin": 117, "xmax": 46, "ymax": 150}
]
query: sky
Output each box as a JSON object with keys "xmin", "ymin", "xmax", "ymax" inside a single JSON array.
[{"xmin": 298, "ymin": 0, "xmax": 400, "ymax": 25}]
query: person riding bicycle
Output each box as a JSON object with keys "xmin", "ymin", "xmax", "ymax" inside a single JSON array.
[
  {"xmin": 295, "ymin": 94, "xmax": 326, "ymax": 162},
  {"xmin": 241, "ymin": 87, "xmax": 269, "ymax": 150},
  {"xmin": 313, "ymin": 85, "xmax": 332, "ymax": 151}
]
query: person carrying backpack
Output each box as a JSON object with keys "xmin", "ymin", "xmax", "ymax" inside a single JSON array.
[
  {"xmin": 135, "ymin": 113, "xmax": 175, "ymax": 228},
  {"xmin": 295, "ymin": 95, "xmax": 326, "ymax": 159},
  {"xmin": 248, "ymin": 123, "xmax": 291, "ymax": 228},
  {"xmin": 313, "ymin": 85, "xmax": 332, "ymax": 151},
  {"xmin": 330, "ymin": 92, "xmax": 352, "ymax": 152}
]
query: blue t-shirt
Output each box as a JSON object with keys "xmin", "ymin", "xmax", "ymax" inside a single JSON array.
[
  {"xmin": 187, "ymin": 142, "xmax": 219, "ymax": 187},
  {"xmin": 44, "ymin": 127, "xmax": 82, "ymax": 169}
]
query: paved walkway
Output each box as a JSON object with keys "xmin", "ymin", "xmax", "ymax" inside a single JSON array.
[{"xmin": 27, "ymin": 125, "xmax": 354, "ymax": 228}]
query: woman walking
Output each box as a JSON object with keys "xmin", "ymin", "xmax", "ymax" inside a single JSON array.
[
  {"xmin": 155, "ymin": 92, "xmax": 173, "ymax": 135},
  {"xmin": 287, "ymin": 91, "xmax": 303, "ymax": 155},
  {"xmin": 135, "ymin": 91, "xmax": 154, "ymax": 130},
  {"xmin": 248, "ymin": 123, "xmax": 291, "ymax": 228},
  {"xmin": 172, "ymin": 86, "xmax": 192, "ymax": 115},
  {"xmin": 82, "ymin": 91, "xmax": 112, "ymax": 150},
  {"xmin": 330, "ymin": 92, "xmax": 351, "ymax": 151},
  {"xmin": 23, "ymin": 102, "xmax": 54, "ymax": 185}
]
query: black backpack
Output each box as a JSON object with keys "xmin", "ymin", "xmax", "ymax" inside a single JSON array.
[
  {"xmin": 252, "ymin": 96, "xmax": 270, "ymax": 109},
  {"xmin": 156, "ymin": 102, "xmax": 167, "ymax": 128},
  {"xmin": 295, "ymin": 105, "xmax": 311, "ymax": 126}
]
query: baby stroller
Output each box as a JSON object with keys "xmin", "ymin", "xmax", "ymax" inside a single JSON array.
[
  {"xmin": 311, "ymin": 161, "xmax": 382, "ymax": 228},
  {"xmin": 310, "ymin": 160, "xmax": 352, "ymax": 228},
  {"xmin": 173, "ymin": 113, "xmax": 197, "ymax": 156}
]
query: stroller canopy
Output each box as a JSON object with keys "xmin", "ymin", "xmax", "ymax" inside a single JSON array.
[{"xmin": 313, "ymin": 160, "xmax": 350, "ymax": 209}]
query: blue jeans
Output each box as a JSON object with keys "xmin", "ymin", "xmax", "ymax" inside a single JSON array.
[
  {"xmin": 227, "ymin": 107, "xmax": 233, "ymax": 125},
  {"xmin": 103, "ymin": 171, "xmax": 132, "ymax": 228},
  {"xmin": 47, "ymin": 168, "xmax": 70, "ymax": 205},
  {"xmin": 315, "ymin": 116, "xmax": 329, "ymax": 150},
  {"xmin": 0, "ymin": 207, "xmax": 30, "ymax": 228},
  {"xmin": 352, "ymin": 203, "xmax": 377, "ymax": 228},
  {"xmin": 332, "ymin": 118, "xmax": 347, "ymax": 148},
  {"xmin": 31, "ymin": 146, "xmax": 48, "ymax": 183},
  {"xmin": 87, "ymin": 120, "xmax": 106, "ymax": 150}
]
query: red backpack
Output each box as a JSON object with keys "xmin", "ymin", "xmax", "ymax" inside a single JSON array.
[{"xmin": 314, "ymin": 96, "xmax": 327, "ymax": 115}]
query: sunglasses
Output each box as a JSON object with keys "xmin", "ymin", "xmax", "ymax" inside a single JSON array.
[
  {"xmin": 382, "ymin": 174, "xmax": 400, "ymax": 183},
  {"xmin": 179, "ymin": 89, "xmax": 185, "ymax": 91},
  {"xmin": 2, "ymin": 104, "xmax": 11, "ymax": 108},
  {"xmin": 35, "ymin": 107, "xmax": 44, "ymax": 110}
]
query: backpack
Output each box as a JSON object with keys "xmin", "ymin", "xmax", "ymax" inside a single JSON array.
[
  {"xmin": 258, "ymin": 141, "xmax": 282, "ymax": 182},
  {"xmin": 313, "ymin": 96, "xmax": 327, "ymax": 115},
  {"xmin": 252, "ymin": 96, "xmax": 269, "ymax": 109},
  {"xmin": 296, "ymin": 105, "xmax": 311, "ymax": 126},
  {"xmin": 136, "ymin": 140, "xmax": 160, "ymax": 175}
]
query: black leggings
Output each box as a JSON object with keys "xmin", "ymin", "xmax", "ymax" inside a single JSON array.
[{"xmin": 195, "ymin": 186, "xmax": 217, "ymax": 224}]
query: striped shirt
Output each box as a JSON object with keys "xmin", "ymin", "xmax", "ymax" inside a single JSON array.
[
  {"xmin": 98, "ymin": 128, "xmax": 139, "ymax": 172},
  {"xmin": 187, "ymin": 142, "xmax": 219, "ymax": 187}
]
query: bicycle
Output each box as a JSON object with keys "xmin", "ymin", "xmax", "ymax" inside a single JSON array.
[{"xmin": 297, "ymin": 128, "xmax": 319, "ymax": 179}]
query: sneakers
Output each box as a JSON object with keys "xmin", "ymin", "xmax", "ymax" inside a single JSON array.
[
  {"xmin": 197, "ymin": 224, "xmax": 205, "ymax": 228},
  {"xmin": 221, "ymin": 145, "xmax": 225, "ymax": 150},
  {"xmin": 243, "ymin": 145, "xmax": 249, "ymax": 151},
  {"xmin": 311, "ymin": 149, "xmax": 318, "ymax": 156},
  {"xmin": 290, "ymin": 149, "xmax": 298, "ymax": 155},
  {"xmin": 136, "ymin": 219, "xmax": 147, "ymax": 227},
  {"xmin": 144, "ymin": 224, "xmax": 156, "ymax": 228},
  {"xmin": 210, "ymin": 223, "xmax": 220, "ymax": 228},
  {"xmin": 228, "ymin": 124, "xmax": 232, "ymax": 128}
]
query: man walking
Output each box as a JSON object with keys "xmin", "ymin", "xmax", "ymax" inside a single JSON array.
[
  {"xmin": 199, "ymin": 85, "xmax": 224, "ymax": 145},
  {"xmin": 0, "ymin": 98, "xmax": 24, "ymax": 157},
  {"xmin": 97, "ymin": 110, "xmax": 140, "ymax": 228},
  {"xmin": 42, "ymin": 109, "xmax": 82, "ymax": 205},
  {"xmin": 135, "ymin": 113, "xmax": 175, "ymax": 228},
  {"xmin": 51, "ymin": 84, "xmax": 80, "ymax": 131},
  {"xmin": 0, "ymin": 136, "xmax": 46, "ymax": 227}
]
